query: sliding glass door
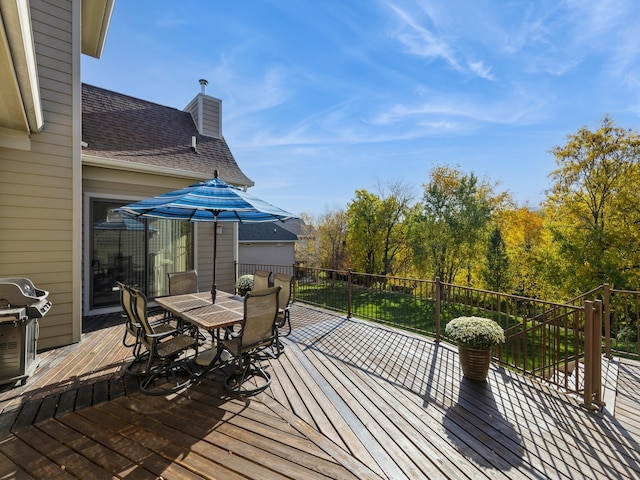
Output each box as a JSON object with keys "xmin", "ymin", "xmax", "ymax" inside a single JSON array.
[{"xmin": 89, "ymin": 199, "xmax": 193, "ymax": 309}]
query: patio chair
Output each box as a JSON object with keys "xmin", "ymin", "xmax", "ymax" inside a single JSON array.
[
  {"xmin": 168, "ymin": 270, "xmax": 198, "ymax": 295},
  {"xmin": 252, "ymin": 269, "xmax": 271, "ymax": 291},
  {"xmin": 117, "ymin": 282, "xmax": 178, "ymax": 376},
  {"xmin": 273, "ymin": 273, "xmax": 294, "ymax": 337},
  {"xmin": 220, "ymin": 285, "xmax": 280, "ymax": 395},
  {"xmin": 130, "ymin": 286, "xmax": 200, "ymax": 395},
  {"xmin": 271, "ymin": 273, "xmax": 294, "ymax": 357},
  {"xmin": 166, "ymin": 270, "xmax": 208, "ymax": 342}
]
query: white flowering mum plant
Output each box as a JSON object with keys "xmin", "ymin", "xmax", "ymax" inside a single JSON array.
[
  {"xmin": 445, "ymin": 316, "xmax": 505, "ymax": 349},
  {"xmin": 235, "ymin": 274, "xmax": 254, "ymax": 290}
]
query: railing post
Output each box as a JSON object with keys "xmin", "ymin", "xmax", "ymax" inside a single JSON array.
[
  {"xmin": 593, "ymin": 299, "xmax": 604, "ymax": 408},
  {"xmin": 583, "ymin": 300, "xmax": 594, "ymax": 411},
  {"xmin": 347, "ymin": 269, "xmax": 352, "ymax": 318},
  {"xmin": 233, "ymin": 260, "xmax": 238, "ymax": 289},
  {"xmin": 603, "ymin": 284, "xmax": 611, "ymax": 359},
  {"xmin": 435, "ymin": 277, "xmax": 441, "ymax": 343},
  {"xmin": 292, "ymin": 263, "xmax": 297, "ymax": 302},
  {"xmin": 582, "ymin": 300, "xmax": 605, "ymax": 411}
]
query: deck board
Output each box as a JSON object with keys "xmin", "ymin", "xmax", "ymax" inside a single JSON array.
[{"xmin": 0, "ymin": 304, "xmax": 639, "ymax": 479}]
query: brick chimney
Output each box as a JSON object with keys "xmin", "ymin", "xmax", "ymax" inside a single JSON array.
[{"xmin": 184, "ymin": 79, "xmax": 222, "ymax": 139}]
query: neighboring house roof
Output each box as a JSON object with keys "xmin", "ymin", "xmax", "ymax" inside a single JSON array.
[
  {"xmin": 239, "ymin": 223, "xmax": 298, "ymax": 242},
  {"xmin": 81, "ymin": 83, "xmax": 253, "ymax": 186}
]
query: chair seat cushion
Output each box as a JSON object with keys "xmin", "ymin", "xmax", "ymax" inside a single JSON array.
[{"xmin": 157, "ymin": 334, "xmax": 197, "ymax": 358}]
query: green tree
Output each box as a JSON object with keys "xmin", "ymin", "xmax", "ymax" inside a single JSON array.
[
  {"xmin": 407, "ymin": 165, "xmax": 494, "ymax": 284},
  {"xmin": 544, "ymin": 115, "xmax": 640, "ymax": 292},
  {"xmin": 375, "ymin": 180, "xmax": 414, "ymax": 276},
  {"xmin": 346, "ymin": 190, "xmax": 383, "ymax": 275},
  {"xmin": 343, "ymin": 181, "xmax": 412, "ymax": 277},
  {"xmin": 483, "ymin": 226, "xmax": 511, "ymax": 292}
]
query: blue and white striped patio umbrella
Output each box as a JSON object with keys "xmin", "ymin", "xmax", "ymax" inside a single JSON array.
[{"xmin": 115, "ymin": 170, "xmax": 295, "ymax": 301}]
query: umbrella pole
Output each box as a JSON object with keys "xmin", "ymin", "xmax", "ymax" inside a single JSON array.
[{"xmin": 211, "ymin": 217, "xmax": 218, "ymax": 303}]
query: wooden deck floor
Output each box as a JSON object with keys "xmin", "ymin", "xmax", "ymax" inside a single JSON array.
[{"xmin": 1, "ymin": 304, "xmax": 639, "ymax": 479}]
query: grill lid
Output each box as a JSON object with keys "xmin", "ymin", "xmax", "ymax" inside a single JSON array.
[{"xmin": 0, "ymin": 277, "xmax": 49, "ymax": 308}]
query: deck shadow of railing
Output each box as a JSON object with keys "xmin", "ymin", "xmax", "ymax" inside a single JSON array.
[
  {"xmin": 287, "ymin": 305, "xmax": 530, "ymax": 471},
  {"xmin": 287, "ymin": 305, "xmax": 640, "ymax": 479},
  {"xmin": 289, "ymin": 304, "xmax": 458, "ymax": 408}
]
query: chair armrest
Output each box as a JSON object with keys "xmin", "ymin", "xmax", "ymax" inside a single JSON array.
[
  {"xmin": 145, "ymin": 330, "xmax": 179, "ymax": 340},
  {"xmin": 223, "ymin": 327, "xmax": 241, "ymax": 339}
]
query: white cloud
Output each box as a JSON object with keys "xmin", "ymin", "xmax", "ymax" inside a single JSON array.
[
  {"xmin": 383, "ymin": 2, "xmax": 461, "ymax": 70},
  {"xmin": 467, "ymin": 61, "xmax": 494, "ymax": 81}
]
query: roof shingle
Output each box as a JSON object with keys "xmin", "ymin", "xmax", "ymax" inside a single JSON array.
[
  {"xmin": 81, "ymin": 83, "xmax": 253, "ymax": 185},
  {"xmin": 239, "ymin": 222, "xmax": 298, "ymax": 242}
]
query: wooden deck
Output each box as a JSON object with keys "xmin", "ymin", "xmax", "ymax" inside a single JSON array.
[{"xmin": 1, "ymin": 304, "xmax": 639, "ymax": 479}]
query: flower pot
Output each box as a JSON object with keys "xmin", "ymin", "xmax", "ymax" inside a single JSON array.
[
  {"xmin": 458, "ymin": 345, "xmax": 492, "ymax": 381},
  {"xmin": 238, "ymin": 288, "xmax": 249, "ymax": 297}
]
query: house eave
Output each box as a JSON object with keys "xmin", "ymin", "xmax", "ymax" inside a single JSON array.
[
  {"xmin": 81, "ymin": 0, "xmax": 115, "ymax": 59},
  {"xmin": 0, "ymin": 0, "xmax": 43, "ymax": 138},
  {"xmin": 82, "ymin": 154, "xmax": 254, "ymax": 188}
]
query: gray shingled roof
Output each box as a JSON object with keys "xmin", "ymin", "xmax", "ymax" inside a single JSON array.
[
  {"xmin": 239, "ymin": 222, "xmax": 298, "ymax": 242},
  {"xmin": 81, "ymin": 83, "xmax": 253, "ymax": 185}
]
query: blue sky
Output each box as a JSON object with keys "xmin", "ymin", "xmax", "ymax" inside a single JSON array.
[{"xmin": 82, "ymin": 0, "xmax": 640, "ymax": 218}]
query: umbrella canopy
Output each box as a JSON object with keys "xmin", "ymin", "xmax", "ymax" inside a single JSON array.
[{"xmin": 114, "ymin": 171, "xmax": 296, "ymax": 301}]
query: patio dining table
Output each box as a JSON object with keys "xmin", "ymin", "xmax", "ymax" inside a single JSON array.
[{"xmin": 155, "ymin": 290, "xmax": 244, "ymax": 367}]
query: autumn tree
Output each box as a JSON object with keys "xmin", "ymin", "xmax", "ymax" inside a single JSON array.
[
  {"xmin": 407, "ymin": 165, "xmax": 494, "ymax": 284},
  {"xmin": 316, "ymin": 209, "xmax": 348, "ymax": 270},
  {"xmin": 294, "ymin": 212, "xmax": 319, "ymax": 267},
  {"xmin": 495, "ymin": 206, "xmax": 559, "ymax": 299},
  {"xmin": 544, "ymin": 115, "xmax": 640, "ymax": 293}
]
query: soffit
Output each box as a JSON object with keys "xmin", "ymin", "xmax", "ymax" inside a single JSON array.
[
  {"xmin": 81, "ymin": 0, "xmax": 115, "ymax": 59},
  {"xmin": 0, "ymin": 0, "xmax": 35, "ymax": 137}
]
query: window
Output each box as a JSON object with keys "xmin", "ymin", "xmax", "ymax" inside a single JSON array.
[{"xmin": 90, "ymin": 199, "xmax": 193, "ymax": 309}]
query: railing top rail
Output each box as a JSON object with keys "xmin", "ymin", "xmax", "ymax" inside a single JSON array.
[
  {"xmin": 440, "ymin": 280, "xmax": 582, "ymax": 310},
  {"xmin": 610, "ymin": 287, "xmax": 640, "ymax": 294},
  {"xmin": 563, "ymin": 285, "xmax": 605, "ymax": 305}
]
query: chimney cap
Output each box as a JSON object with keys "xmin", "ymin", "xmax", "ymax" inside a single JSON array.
[{"xmin": 199, "ymin": 79, "xmax": 208, "ymax": 94}]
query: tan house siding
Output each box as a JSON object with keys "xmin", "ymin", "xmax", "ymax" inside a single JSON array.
[
  {"xmin": 0, "ymin": 0, "xmax": 78, "ymax": 350},
  {"xmin": 196, "ymin": 221, "xmax": 235, "ymax": 295}
]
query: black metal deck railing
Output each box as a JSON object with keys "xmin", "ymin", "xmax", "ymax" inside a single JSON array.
[{"xmin": 236, "ymin": 263, "xmax": 634, "ymax": 408}]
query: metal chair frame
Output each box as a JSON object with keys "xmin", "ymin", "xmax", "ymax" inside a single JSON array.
[
  {"xmin": 130, "ymin": 287, "xmax": 200, "ymax": 395},
  {"xmin": 273, "ymin": 273, "xmax": 294, "ymax": 337},
  {"xmin": 221, "ymin": 286, "xmax": 280, "ymax": 395},
  {"xmin": 117, "ymin": 282, "xmax": 178, "ymax": 376}
]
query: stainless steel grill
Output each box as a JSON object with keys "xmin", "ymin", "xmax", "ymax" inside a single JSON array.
[{"xmin": 0, "ymin": 278, "xmax": 52, "ymax": 387}]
